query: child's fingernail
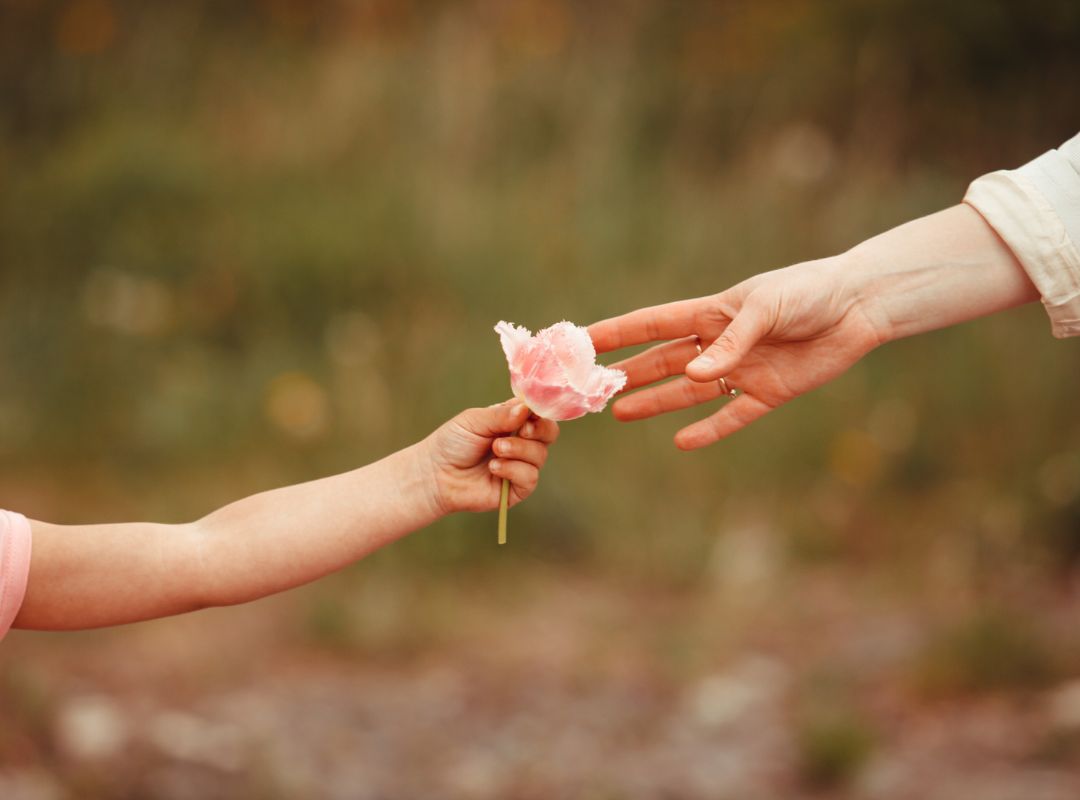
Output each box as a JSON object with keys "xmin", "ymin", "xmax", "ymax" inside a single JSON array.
[
  {"xmin": 522, "ymin": 422, "xmax": 534, "ymax": 437},
  {"xmin": 495, "ymin": 439, "xmax": 509, "ymax": 455},
  {"xmin": 489, "ymin": 459, "xmax": 501, "ymax": 471}
]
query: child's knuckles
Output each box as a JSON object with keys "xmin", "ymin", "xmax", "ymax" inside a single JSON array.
[
  {"xmin": 539, "ymin": 420, "xmax": 560, "ymax": 442},
  {"xmin": 520, "ymin": 442, "xmax": 546, "ymax": 466}
]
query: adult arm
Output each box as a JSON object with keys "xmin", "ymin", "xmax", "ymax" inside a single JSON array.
[
  {"xmin": 589, "ymin": 204, "xmax": 1038, "ymax": 451},
  {"xmin": 589, "ymin": 132, "xmax": 1080, "ymax": 450}
]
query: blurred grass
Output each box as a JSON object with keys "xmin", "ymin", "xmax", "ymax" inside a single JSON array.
[
  {"xmin": 798, "ymin": 709, "xmax": 876, "ymax": 788},
  {"xmin": 912, "ymin": 608, "xmax": 1061, "ymax": 696},
  {"xmin": 0, "ymin": 0, "xmax": 1078, "ymax": 675}
]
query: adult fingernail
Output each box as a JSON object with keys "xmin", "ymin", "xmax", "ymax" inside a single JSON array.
[
  {"xmin": 691, "ymin": 355, "xmax": 715, "ymax": 371},
  {"xmin": 521, "ymin": 422, "xmax": 534, "ymax": 437}
]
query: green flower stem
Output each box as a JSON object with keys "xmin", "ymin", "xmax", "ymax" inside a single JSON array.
[
  {"xmin": 498, "ymin": 478, "xmax": 510, "ymax": 545},
  {"xmin": 497, "ymin": 411, "xmax": 528, "ymax": 545}
]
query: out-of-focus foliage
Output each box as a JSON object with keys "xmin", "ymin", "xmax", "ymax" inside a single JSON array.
[{"xmin": 1, "ymin": 1, "xmax": 1077, "ymax": 576}]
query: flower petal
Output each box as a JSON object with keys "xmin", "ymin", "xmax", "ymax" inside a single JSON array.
[
  {"xmin": 494, "ymin": 320, "xmax": 532, "ymax": 365},
  {"xmin": 495, "ymin": 319, "xmax": 626, "ymax": 421}
]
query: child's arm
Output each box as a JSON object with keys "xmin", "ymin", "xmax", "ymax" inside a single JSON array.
[{"xmin": 14, "ymin": 401, "xmax": 555, "ymax": 631}]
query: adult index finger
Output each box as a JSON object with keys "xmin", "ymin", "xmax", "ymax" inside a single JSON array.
[{"xmin": 587, "ymin": 296, "xmax": 715, "ymax": 355}]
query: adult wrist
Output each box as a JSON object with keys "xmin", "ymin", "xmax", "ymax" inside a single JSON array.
[
  {"xmin": 818, "ymin": 250, "xmax": 900, "ymax": 346},
  {"xmin": 840, "ymin": 205, "xmax": 1041, "ymax": 344}
]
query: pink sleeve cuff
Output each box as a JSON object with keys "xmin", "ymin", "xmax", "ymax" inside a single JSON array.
[{"xmin": 0, "ymin": 510, "xmax": 32, "ymax": 640}]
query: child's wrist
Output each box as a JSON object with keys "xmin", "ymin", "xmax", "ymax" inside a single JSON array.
[{"xmin": 405, "ymin": 438, "xmax": 451, "ymax": 521}]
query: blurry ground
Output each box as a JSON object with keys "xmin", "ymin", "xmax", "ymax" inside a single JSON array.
[{"xmin": 5, "ymin": 559, "xmax": 1080, "ymax": 800}]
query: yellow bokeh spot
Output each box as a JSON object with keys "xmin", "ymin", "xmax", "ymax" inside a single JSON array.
[
  {"xmin": 829, "ymin": 429, "xmax": 883, "ymax": 487},
  {"xmin": 264, "ymin": 372, "xmax": 329, "ymax": 442}
]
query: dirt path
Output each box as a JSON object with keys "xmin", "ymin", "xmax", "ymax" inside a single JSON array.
[{"xmin": 3, "ymin": 568, "xmax": 1080, "ymax": 799}]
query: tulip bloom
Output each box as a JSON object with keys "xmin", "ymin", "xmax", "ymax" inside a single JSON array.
[
  {"xmin": 493, "ymin": 320, "xmax": 625, "ymax": 543},
  {"xmin": 495, "ymin": 320, "xmax": 626, "ymax": 421}
]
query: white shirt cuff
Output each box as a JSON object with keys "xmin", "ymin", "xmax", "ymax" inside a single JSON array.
[{"xmin": 963, "ymin": 133, "xmax": 1080, "ymax": 338}]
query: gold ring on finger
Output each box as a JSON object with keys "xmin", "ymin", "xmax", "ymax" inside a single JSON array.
[{"xmin": 693, "ymin": 336, "xmax": 739, "ymax": 399}]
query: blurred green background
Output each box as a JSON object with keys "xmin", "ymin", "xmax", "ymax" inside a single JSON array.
[{"xmin": 2, "ymin": 1, "xmax": 1079, "ymax": 798}]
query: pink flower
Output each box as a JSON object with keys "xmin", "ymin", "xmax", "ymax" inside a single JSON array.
[{"xmin": 495, "ymin": 320, "xmax": 627, "ymax": 421}]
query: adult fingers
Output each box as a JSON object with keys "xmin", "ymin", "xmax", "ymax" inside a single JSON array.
[
  {"xmin": 609, "ymin": 336, "xmax": 701, "ymax": 393},
  {"xmin": 587, "ymin": 296, "xmax": 715, "ymax": 354},
  {"xmin": 492, "ymin": 436, "xmax": 548, "ymax": 468},
  {"xmin": 519, "ymin": 416, "xmax": 559, "ymax": 444},
  {"xmin": 489, "ymin": 458, "xmax": 540, "ymax": 501},
  {"xmin": 612, "ymin": 376, "xmax": 725, "ymax": 422},
  {"xmin": 673, "ymin": 394, "xmax": 774, "ymax": 450},
  {"xmin": 686, "ymin": 297, "xmax": 773, "ymax": 382}
]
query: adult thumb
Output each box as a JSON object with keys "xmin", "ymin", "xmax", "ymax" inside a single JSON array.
[{"xmin": 685, "ymin": 303, "xmax": 771, "ymax": 382}]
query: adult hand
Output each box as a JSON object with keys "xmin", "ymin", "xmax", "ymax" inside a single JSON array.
[
  {"xmin": 588, "ymin": 205, "xmax": 1038, "ymax": 450},
  {"xmin": 588, "ymin": 258, "xmax": 884, "ymax": 450}
]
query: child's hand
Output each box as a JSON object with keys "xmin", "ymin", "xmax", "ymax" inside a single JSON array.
[{"xmin": 421, "ymin": 400, "xmax": 559, "ymax": 515}]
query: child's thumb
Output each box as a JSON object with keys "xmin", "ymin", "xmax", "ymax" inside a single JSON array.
[{"xmin": 460, "ymin": 399, "xmax": 529, "ymax": 437}]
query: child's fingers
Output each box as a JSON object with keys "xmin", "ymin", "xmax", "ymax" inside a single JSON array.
[
  {"xmin": 493, "ymin": 436, "xmax": 548, "ymax": 468},
  {"xmin": 460, "ymin": 400, "xmax": 530, "ymax": 437},
  {"xmin": 519, "ymin": 417, "xmax": 559, "ymax": 444},
  {"xmin": 489, "ymin": 458, "xmax": 540, "ymax": 496}
]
